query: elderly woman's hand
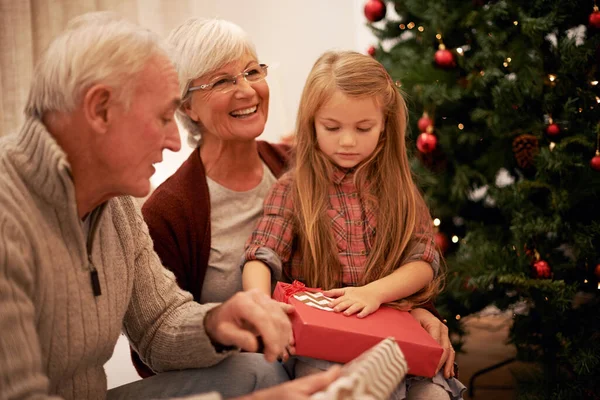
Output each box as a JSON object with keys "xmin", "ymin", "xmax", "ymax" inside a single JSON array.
[{"xmin": 410, "ymin": 308, "xmax": 456, "ymax": 379}]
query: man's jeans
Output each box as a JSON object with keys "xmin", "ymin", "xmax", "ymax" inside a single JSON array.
[{"xmin": 107, "ymin": 353, "xmax": 289, "ymax": 399}]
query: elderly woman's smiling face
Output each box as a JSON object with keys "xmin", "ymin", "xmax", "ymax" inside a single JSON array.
[{"xmin": 183, "ymin": 53, "xmax": 269, "ymax": 142}]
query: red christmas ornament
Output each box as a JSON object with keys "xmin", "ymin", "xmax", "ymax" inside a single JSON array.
[
  {"xmin": 418, "ymin": 113, "xmax": 433, "ymax": 132},
  {"xmin": 546, "ymin": 123, "xmax": 560, "ymax": 137},
  {"xmin": 417, "ymin": 132, "xmax": 438, "ymax": 154},
  {"xmin": 589, "ymin": 6, "xmax": 600, "ymax": 29},
  {"xmin": 532, "ymin": 260, "xmax": 552, "ymax": 279},
  {"xmin": 364, "ymin": 0, "xmax": 387, "ymax": 23},
  {"xmin": 367, "ymin": 45, "xmax": 376, "ymax": 57},
  {"xmin": 434, "ymin": 232, "xmax": 450, "ymax": 254},
  {"xmin": 591, "ymin": 151, "xmax": 600, "ymax": 171},
  {"xmin": 594, "ymin": 264, "xmax": 600, "ymax": 280},
  {"xmin": 434, "ymin": 45, "xmax": 455, "ymax": 69}
]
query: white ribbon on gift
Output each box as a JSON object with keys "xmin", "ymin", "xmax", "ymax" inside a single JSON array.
[{"xmin": 293, "ymin": 291, "xmax": 335, "ymax": 312}]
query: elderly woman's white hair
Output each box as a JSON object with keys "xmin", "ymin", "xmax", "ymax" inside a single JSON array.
[
  {"xmin": 25, "ymin": 11, "xmax": 168, "ymax": 118},
  {"xmin": 166, "ymin": 18, "xmax": 258, "ymax": 148}
]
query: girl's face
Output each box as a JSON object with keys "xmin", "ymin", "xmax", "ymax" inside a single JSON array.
[{"xmin": 314, "ymin": 90, "xmax": 384, "ymax": 169}]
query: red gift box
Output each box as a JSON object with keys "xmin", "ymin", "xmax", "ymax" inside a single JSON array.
[{"xmin": 274, "ymin": 281, "xmax": 443, "ymax": 378}]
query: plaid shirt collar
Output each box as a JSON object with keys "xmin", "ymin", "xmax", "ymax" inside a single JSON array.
[{"xmin": 332, "ymin": 165, "xmax": 355, "ymax": 185}]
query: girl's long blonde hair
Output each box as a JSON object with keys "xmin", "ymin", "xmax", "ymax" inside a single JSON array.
[{"xmin": 291, "ymin": 50, "xmax": 443, "ymax": 310}]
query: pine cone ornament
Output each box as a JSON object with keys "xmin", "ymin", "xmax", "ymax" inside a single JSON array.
[{"xmin": 512, "ymin": 134, "xmax": 539, "ymax": 170}]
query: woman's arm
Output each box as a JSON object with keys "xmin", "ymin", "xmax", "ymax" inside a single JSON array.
[
  {"xmin": 242, "ymin": 260, "xmax": 272, "ymax": 296},
  {"xmin": 410, "ymin": 308, "xmax": 456, "ymax": 379}
]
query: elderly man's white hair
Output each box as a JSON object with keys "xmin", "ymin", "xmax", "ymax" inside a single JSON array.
[
  {"xmin": 25, "ymin": 12, "xmax": 168, "ymax": 118},
  {"xmin": 167, "ymin": 18, "xmax": 258, "ymax": 148}
]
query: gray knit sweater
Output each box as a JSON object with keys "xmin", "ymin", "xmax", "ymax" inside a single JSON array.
[{"xmin": 0, "ymin": 118, "xmax": 229, "ymax": 400}]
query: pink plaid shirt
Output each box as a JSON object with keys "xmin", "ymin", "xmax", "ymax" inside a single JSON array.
[{"xmin": 244, "ymin": 168, "xmax": 439, "ymax": 286}]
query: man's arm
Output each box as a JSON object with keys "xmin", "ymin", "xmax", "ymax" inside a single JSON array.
[
  {"xmin": 120, "ymin": 198, "xmax": 294, "ymax": 371},
  {"xmin": 0, "ymin": 215, "xmax": 63, "ymax": 399},
  {"xmin": 121, "ymin": 198, "xmax": 233, "ymax": 372}
]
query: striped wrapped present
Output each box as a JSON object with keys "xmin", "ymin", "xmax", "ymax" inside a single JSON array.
[{"xmin": 311, "ymin": 337, "xmax": 407, "ymax": 400}]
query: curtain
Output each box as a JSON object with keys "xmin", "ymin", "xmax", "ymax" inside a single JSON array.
[{"xmin": 0, "ymin": 0, "xmax": 140, "ymax": 137}]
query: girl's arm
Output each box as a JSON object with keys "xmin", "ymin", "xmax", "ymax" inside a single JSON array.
[
  {"xmin": 324, "ymin": 261, "xmax": 434, "ymax": 318},
  {"xmin": 242, "ymin": 175, "xmax": 296, "ymax": 297},
  {"xmin": 242, "ymin": 260, "xmax": 272, "ymax": 296},
  {"xmin": 365, "ymin": 260, "xmax": 434, "ymax": 305}
]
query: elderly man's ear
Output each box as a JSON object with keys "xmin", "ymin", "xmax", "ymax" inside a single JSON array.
[{"xmin": 82, "ymin": 84, "xmax": 115, "ymax": 134}]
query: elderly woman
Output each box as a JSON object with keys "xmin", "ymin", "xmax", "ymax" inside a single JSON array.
[{"xmin": 131, "ymin": 17, "xmax": 457, "ymax": 385}]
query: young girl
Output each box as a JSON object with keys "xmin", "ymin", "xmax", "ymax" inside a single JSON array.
[{"xmin": 242, "ymin": 51, "xmax": 465, "ymax": 399}]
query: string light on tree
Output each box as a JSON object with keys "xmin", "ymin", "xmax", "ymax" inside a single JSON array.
[
  {"xmin": 363, "ymin": 0, "xmax": 387, "ymax": 22},
  {"xmin": 367, "ymin": 45, "xmax": 376, "ymax": 57}
]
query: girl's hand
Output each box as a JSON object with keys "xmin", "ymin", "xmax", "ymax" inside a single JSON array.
[{"xmin": 322, "ymin": 286, "xmax": 381, "ymax": 318}]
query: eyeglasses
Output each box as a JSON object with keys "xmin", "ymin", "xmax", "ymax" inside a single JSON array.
[{"xmin": 187, "ymin": 63, "xmax": 268, "ymax": 95}]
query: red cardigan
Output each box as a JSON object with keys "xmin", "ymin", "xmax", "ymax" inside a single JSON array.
[
  {"xmin": 131, "ymin": 141, "xmax": 290, "ymax": 377},
  {"xmin": 131, "ymin": 141, "xmax": 441, "ymax": 377}
]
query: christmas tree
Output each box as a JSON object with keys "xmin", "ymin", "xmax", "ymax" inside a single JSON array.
[{"xmin": 364, "ymin": 0, "xmax": 600, "ymax": 398}]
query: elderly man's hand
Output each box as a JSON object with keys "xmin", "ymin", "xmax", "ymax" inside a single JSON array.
[
  {"xmin": 204, "ymin": 289, "xmax": 294, "ymax": 363},
  {"xmin": 236, "ymin": 366, "xmax": 342, "ymax": 400},
  {"xmin": 410, "ymin": 308, "xmax": 456, "ymax": 379}
]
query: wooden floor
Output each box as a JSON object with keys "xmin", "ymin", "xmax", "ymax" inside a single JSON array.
[{"xmin": 456, "ymin": 311, "xmax": 520, "ymax": 400}]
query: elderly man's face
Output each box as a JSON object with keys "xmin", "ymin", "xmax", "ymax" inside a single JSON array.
[
  {"xmin": 186, "ymin": 53, "xmax": 270, "ymax": 142},
  {"xmin": 101, "ymin": 55, "xmax": 181, "ymax": 197}
]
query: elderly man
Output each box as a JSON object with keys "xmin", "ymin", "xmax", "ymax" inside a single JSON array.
[{"xmin": 0, "ymin": 12, "xmax": 339, "ymax": 400}]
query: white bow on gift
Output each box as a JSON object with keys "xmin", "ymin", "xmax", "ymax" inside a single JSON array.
[{"xmin": 311, "ymin": 337, "xmax": 408, "ymax": 400}]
